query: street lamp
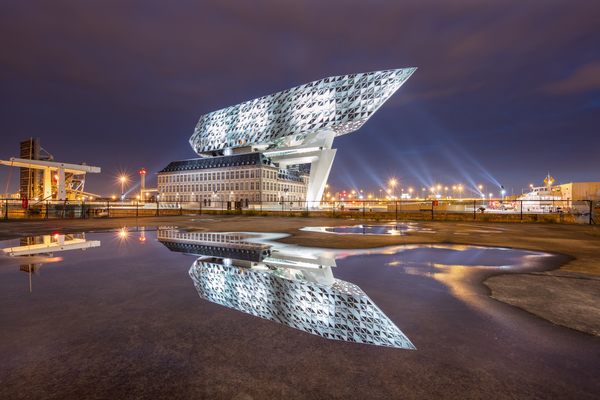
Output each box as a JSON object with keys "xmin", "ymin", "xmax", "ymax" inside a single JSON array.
[
  {"xmin": 458, "ymin": 186, "xmax": 462, "ymax": 199},
  {"xmin": 444, "ymin": 187, "xmax": 448, "ymax": 198},
  {"xmin": 390, "ymin": 180, "xmax": 396, "ymax": 199},
  {"xmin": 120, "ymin": 176, "xmax": 126, "ymax": 200}
]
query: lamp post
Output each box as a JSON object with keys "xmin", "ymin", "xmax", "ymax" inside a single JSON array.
[
  {"xmin": 444, "ymin": 187, "xmax": 448, "ymax": 198},
  {"xmin": 458, "ymin": 186, "xmax": 462, "ymax": 199},
  {"xmin": 120, "ymin": 176, "xmax": 126, "ymax": 202},
  {"xmin": 390, "ymin": 180, "xmax": 396, "ymax": 199}
]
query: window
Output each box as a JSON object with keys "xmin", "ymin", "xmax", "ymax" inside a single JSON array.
[
  {"xmin": 245, "ymin": 170, "xmax": 249, "ymax": 179},
  {"xmin": 235, "ymin": 171, "xmax": 239, "ymax": 179},
  {"xmin": 251, "ymin": 182, "xmax": 254, "ymax": 190},
  {"xmin": 235, "ymin": 183, "xmax": 239, "ymax": 190},
  {"xmin": 226, "ymin": 172, "xmax": 230, "ymax": 180},
  {"xmin": 245, "ymin": 182, "xmax": 249, "ymax": 190},
  {"xmin": 250, "ymin": 170, "xmax": 254, "ymax": 178}
]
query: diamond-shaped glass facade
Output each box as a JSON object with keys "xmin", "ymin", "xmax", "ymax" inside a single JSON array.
[{"xmin": 189, "ymin": 68, "xmax": 416, "ymax": 155}]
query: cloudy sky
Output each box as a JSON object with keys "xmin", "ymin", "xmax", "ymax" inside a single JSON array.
[{"xmin": 1, "ymin": 0, "xmax": 599, "ymax": 198}]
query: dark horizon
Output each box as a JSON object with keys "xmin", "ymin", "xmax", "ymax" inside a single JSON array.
[{"xmin": 1, "ymin": 1, "xmax": 599, "ymax": 198}]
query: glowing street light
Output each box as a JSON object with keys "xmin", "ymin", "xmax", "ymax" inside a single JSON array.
[
  {"xmin": 120, "ymin": 176, "xmax": 126, "ymax": 200},
  {"xmin": 458, "ymin": 186, "xmax": 463, "ymax": 199}
]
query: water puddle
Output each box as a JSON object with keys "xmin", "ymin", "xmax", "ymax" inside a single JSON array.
[
  {"xmin": 301, "ymin": 223, "xmax": 434, "ymax": 235},
  {"xmin": 0, "ymin": 227, "xmax": 559, "ymax": 351}
]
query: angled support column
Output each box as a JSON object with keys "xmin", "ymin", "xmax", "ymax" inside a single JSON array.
[{"xmin": 306, "ymin": 149, "xmax": 336, "ymax": 207}]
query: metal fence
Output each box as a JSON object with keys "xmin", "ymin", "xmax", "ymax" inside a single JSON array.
[{"xmin": 0, "ymin": 198, "xmax": 596, "ymax": 224}]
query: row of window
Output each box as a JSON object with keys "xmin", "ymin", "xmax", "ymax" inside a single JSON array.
[
  {"xmin": 160, "ymin": 181, "xmax": 306, "ymax": 194},
  {"xmin": 161, "ymin": 193, "xmax": 304, "ymax": 203},
  {"xmin": 159, "ymin": 231, "xmax": 249, "ymax": 243},
  {"xmin": 158, "ymin": 168, "xmax": 284, "ymax": 183}
]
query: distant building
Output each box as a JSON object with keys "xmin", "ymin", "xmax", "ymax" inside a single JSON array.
[
  {"xmin": 519, "ymin": 180, "xmax": 600, "ymax": 210},
  {"xmin": 158, "ymin": 68, "xmax": 416, "ymax": 206},
  {"xmin": 157, "ymin": 152, "xmax": 309, "ymax": 205}
]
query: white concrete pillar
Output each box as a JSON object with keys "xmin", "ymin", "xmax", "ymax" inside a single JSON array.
[
  {"xmin": 43, "ymin": 169, "xmax": 52, "ymax": 200},
  {"xmin": 57, "ymin": 167, "xmax": 65, "ymax": 200}
]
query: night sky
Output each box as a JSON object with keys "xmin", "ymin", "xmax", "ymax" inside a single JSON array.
[{"xmin": 1, "ymin": 1, "xmax": 599, "ymax": 199}]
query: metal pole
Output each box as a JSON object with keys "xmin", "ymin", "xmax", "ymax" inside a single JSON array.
[
  {"xmin": 363, "ymin": 200, "xmax": 365, "ymax": 219},
  {"xmin": 520, "ymin": 200, "xmax": 523, "ymax": 221},
  {"xmin": 136, "ymin": 201, "xmax": 139, "ymax": 218},
  {"xmin": 156, "ymin": 200, "xmax": 159, "ymax": 217},
  {"xmin": 431, "ymin": 201, "xmax": 434, "ymax": 220},
  {"xmin": 473, "ymin": 200, "xmax": 476, "ymax": 220},
  {"xmin": 395, "ymin": 200, "xmax": 397, "ymax": 221},
  {"xmin": 4, "ymin": 198, "xmax": 7, "ymax": 220},
  {"xmin": 590, "ymin": 200, "xmax": 593, "ymax": 225},
  {"xmin": 108, "ymin": 201, "xmax": 110, "ymax": 217},
  {"xmin": 46, "ymin": 200, "xmax": 48, "ymax": 219}
]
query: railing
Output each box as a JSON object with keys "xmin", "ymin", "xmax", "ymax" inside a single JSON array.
[{"xmin": 0, "ymin": 198, "xmax": 596, "ymax": 224}]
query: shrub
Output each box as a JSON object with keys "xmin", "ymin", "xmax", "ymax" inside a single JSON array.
[{"xmin": 300, "ymin": 210, "xmax": 310, "ymax": 217}]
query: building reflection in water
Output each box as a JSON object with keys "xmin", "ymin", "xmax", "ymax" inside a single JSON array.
[
  {"xmin": 158, "ymin": 228, "xmax": 415, "ymax": 349},
  {"xmin": 2, "ymin": 233, "xmax": 101, "ymax": 291}
]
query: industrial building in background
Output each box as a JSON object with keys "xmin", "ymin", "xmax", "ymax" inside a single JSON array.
[
  {"xmin": 0, "ymin": 139, "xmax": 101, "ymax": 201},
  {"xmin": 158, "ymin": 68, "xmax": 416, "ymax": 206}
]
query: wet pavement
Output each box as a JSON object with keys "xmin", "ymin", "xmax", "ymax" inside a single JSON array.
[{"xmin": 1, "ymin": 228, "xmax": 598, "ymax": 399}]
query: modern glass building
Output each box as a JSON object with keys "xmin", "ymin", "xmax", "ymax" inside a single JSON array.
[{"xmin": 158, "ymin": 68, "xmax": 416, "ymax": 206}]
